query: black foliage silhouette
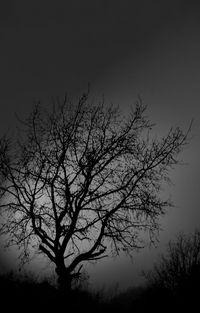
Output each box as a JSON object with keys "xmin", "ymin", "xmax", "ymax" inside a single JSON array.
[{"xmin": 0, "ymin": 271, "xmax": 103, "ymax": 313}]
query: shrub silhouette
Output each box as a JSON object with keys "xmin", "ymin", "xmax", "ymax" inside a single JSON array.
[{"xmin": 0, "ymin": 270, "xmax": 106, "ymax": 313}]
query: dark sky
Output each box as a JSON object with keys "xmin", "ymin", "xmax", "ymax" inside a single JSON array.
[{"xmin": 0, "ymin": 0, "xmax": 200, "ymax": 290}]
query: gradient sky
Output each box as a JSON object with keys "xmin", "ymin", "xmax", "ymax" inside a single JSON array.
[{"xmin": 0, "ymin": 0, "xmax": 200, "ymax": 291}]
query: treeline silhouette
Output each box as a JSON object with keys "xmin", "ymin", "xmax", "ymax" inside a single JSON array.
[{"xmin": 1, "ymin": 230, "xmax": 200, "ymax": 312}]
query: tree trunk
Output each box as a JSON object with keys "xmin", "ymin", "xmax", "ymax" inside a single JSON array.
[{"xmin": 56, "ymin": 266, "xmax": 73, "ymax": 295}]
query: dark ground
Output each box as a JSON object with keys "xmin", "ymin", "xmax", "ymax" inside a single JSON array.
[{"xmin": 0, "ymin": 271, "xmax": 199, "ymax": 313}]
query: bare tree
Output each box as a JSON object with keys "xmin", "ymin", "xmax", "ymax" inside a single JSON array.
[
  {"xmin": 144, "ymin": 229, "xmax": 200, "ymax": 295},
  {"xmin": 0, "ymin": 91, "xmax": 190, "ymax": 292}
]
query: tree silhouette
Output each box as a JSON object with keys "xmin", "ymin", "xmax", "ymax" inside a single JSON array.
[
  {"xmin": 0, "ymin": 90, "xmax": 190, "ymax": 292},
  {"xmin": 146, "ymin": 230, "xmax": 200, "ymax": 293},
  {"xmin": 144, "ymin": 229, "xmax": 200, "ymax": 307}
]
